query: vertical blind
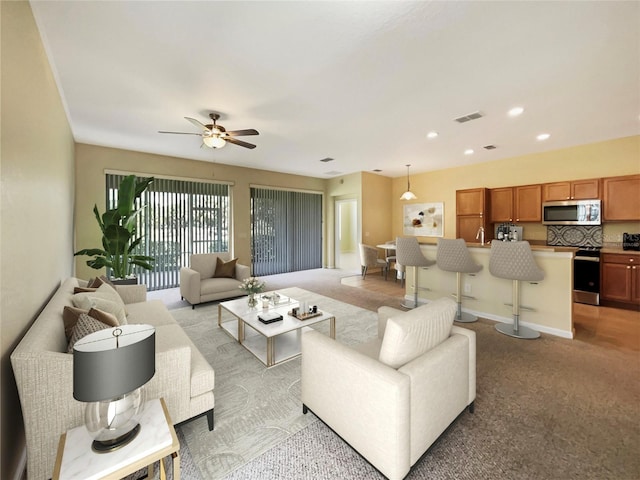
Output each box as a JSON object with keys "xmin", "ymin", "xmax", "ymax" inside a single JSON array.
[
  {"xmin": 250, "ymin": 187, "xmax": 322, "ymax": 276},
  {"xmin": 106, "ymin": 174, "xmax": 229, "ymax": 290}
]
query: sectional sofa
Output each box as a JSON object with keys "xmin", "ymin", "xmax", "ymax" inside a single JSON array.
[{"xmin": 11, "ymin": 277, "xmax": 215, "ymax": 480}]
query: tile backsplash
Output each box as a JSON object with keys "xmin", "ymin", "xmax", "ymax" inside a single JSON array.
[{"xmin": 547, "ymin": 225, "xmax": 603, "ymax": 247}]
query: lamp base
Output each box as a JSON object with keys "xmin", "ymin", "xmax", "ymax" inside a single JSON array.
[{"xmin": 92, "ymin": 422, "xmax": 141, "ymax": 453}]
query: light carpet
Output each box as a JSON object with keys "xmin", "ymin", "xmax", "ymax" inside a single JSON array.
[
  {"xmin": 167, "ymin": 283, "xmax": 640, "ymax": 480},
  {"xmin": 171, "ymin": 287, "xmax": 378, "ymax": 479}
]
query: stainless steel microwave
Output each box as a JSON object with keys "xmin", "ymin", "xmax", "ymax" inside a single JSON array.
[{"xmin": 542, "ymin": 200, "xmax": 601, "ymax": 225}]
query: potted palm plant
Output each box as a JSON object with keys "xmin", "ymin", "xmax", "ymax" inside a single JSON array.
[{"xmin": 75, "ymin": 175, "xmax": 155, "ymax": 283}]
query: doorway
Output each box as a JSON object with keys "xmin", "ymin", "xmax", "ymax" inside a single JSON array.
[{"xmin": 335, "ymin": 199, "xmax": 360, "ymax": 273}]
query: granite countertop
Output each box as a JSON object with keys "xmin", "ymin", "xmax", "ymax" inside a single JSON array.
[
  {"xmin": 464, "ymin": 242, "xmax": 577, "ymax": 253},
  {"xmin": 418, "ymin": 240, "xmax": 640, "ymax": 254}
]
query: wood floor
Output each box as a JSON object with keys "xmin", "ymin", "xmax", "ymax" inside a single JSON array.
[{"xmin": 344, "ymin": 268, "xmax": 640, "ymax": 352}]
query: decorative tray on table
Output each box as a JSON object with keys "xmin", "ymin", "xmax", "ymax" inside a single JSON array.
[{"xmin": 288, "ymin": 310, "xmax": 323, "ymax": 321}]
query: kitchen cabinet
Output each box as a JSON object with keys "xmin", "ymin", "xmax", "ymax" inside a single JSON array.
[
  {"xmin": 489, "ymin": 184, "xmax": 542, "ymax": 223},
  {"xmin": 456, "ymin": 188, "xmax": 487, "ymax": 216},
  {"xmin": 542, "ymin": 178, "xmax": 600, "ymax": 201},
  {"xmin": 456, "ymin": 188, "xmax": 491, "ymax": 243},
  {"xmin": 603, "ymin": 174, "xmax": 640, "ymax": 221},
  {"xmin": 489, "ymin": 187, "xmax": 514, "ymax": 222},
  {"xmin": 601, "ymin": 253, "xmax": 640, "ymax": 309}
]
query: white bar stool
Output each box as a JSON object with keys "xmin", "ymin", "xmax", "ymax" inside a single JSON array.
[
  {"xmin": 489, "ymin": 240, "xmax": 544, "ymax": 339},
  {"xmin": 436, "ymin": 238, "xmax": 483, "ymax": 323},
  {"xmin": 396, "ymin": 237, "xmax": 435, "ymax": 309}
]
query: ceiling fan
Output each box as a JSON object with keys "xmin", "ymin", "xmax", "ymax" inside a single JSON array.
[{"xmin": 159, "ymin": 113, "xmax": 259, "ymax": 149}]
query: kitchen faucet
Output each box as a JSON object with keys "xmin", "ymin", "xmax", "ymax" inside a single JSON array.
[{"xmin": 476, "ymin": 226, "xmax": 485, "ymax": 245}]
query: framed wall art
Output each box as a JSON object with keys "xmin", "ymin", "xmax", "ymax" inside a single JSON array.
[{"xmin": 403, "ymin": 202, "xmax": 444, "ymax": 237}]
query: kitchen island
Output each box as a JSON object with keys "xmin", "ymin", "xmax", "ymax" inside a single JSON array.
[{"xmin": 406, "ymin": 242, "xmax": 575, "ymax": 338}]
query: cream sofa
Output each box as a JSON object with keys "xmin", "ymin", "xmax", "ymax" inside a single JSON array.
[
  {"xmin": 301, "ymin": 297, "xmax": 476, "ymax": 480},
  {"xmin": 11, "ymin": 277, "xmax": 215, "ymax": 480},
  {"xmin": 180, "ymin": 252, "xmax": 250, "ymax": 308}
]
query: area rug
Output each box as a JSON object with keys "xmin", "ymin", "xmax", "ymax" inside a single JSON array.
[
  {"xmin": 223, "ymin": 318, "xmax": 640, "ymax": 480},
  {"xmin": 171, "ymin": 288, "xmax": 640, "ymax": 480},
  {"xmin": 170, "ymin": 288, "xmax": 379, "ymax": 479}
]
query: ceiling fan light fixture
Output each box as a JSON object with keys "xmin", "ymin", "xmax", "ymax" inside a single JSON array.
[
  {"xmin": 400, "ymin": 164, "xmax": 417, "ymax": 201},
  {"xmin": 203, "ymin": 136, "xmax": 226, "ymax": 149}
]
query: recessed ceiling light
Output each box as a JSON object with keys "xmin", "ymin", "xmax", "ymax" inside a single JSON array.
[
  {"xmin": 536, "ymin": 133, "xmax": 551, "ymax": 141},
  {"xmin": 508, "ymin": 107, "xmax": 524, "ymax": 117},
  {"xmin": 427, "ymin": 131, "xmax": 439, "ymax": 139},
  {"xmin": 464, "ymin": 149, "xmax": 474, "ymax": 155}
]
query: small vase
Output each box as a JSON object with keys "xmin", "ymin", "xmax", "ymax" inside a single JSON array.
[{"xmin": 247, "ymin": 293, "xmax": 258, "ymax": 308}]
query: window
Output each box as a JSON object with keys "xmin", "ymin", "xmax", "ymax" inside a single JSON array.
[
  {"xmin": 251, "ymin": 187, "xmax": 322, "ymax": 276},
  {"xmin": 106, "ymin": 174, "xmax": 230, "ymax": 290}
]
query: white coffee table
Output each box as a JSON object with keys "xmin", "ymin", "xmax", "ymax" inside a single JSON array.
[{"xmin": 218, "ymin": 291, "xmax": 335, "ymax": 367}]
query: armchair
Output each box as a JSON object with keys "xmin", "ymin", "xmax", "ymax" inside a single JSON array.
[
  {"xmin": 301, "ymin": 297, "xmax": 476, "ymax": 480},
  {"xmin": 180, "ymin": 252, "xmax": 250, "ymax": 308}
]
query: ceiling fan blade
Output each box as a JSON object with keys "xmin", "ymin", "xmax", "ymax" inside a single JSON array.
[
  {"xmin": 185, "ymin": 117, "xmax": 210, "ymax": 131},
  {"xmin": 225, "ymin": 129, "xmax": 259, "ymax": 137},
  {"xmin": 158, "ymin": 131, "xmax": 204, "ymax": 136},
  {"xmin": 225, "ymin": 137, "xmax": 257, "ymax": 149}
]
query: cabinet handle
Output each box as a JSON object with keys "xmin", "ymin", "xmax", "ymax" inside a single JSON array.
[
  {"xmin": 627, "ymin": 266, "xmax": 631, "ymax": 269},
  {"xmin": 630, "ymin": 258, "xmax": 635, "ymax": 262}
]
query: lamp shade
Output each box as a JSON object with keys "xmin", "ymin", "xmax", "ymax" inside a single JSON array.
[
  {"xmin": 73, "ymin": 325, "xmax": 155, "ymax": 402},
  {"xmin": 400, "ymin": 164, "xmax": 417, "ymax": 200}
]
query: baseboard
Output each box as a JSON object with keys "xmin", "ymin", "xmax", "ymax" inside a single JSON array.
[{"xmin": 402, "ymin": 295, "xmax": 574, "ymax": 339}]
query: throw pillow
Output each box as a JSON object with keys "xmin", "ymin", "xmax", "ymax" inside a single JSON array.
[
  {"xmin": 378, "ymin": 297, "xmax": 456, "ymax": 369},
  {"xmin": 89, "ymin": 275, "xmax": 114, "ymax": 288},
  {"xmin": 71, "ymin": 284, "xmax": 127, "ymax": 325},
  {"xmin": 74, "ymin": 287, "xmax": 98, "ymax": 294},
  {"xmin": 67, "ymin": 313, "xmax": 112, "ymax": 353},
  {"xmin": 88, "ymin": 308, "xmax": 119, "ymax": 328},
  {"xmin": 213, "ymin": 257, "xmax": 238, "ymax": 278},
  {"xmin": 63, "ymin": 306, "xmax": 89, "ymax": 340},
  {"xmin": 62, "ymin": 306, "xmax": 120, "ymax": 340}
]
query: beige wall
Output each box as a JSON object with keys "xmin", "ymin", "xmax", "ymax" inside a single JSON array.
[
  {"xmin": 1, "ymin": 2, "xmax": 76, "ymax": 478},
  {"xmin": 361, "ymin": 172, "xmax": 393, "ymax": 247},
  {"xmin": 391, "ymin": 136, "xmax": 640, "ymax": 242},
  {"xmin": 74, "ymin": 144, "xmax": 328, "ymax": 279}
]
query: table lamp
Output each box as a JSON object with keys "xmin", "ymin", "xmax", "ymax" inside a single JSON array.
[{"xmin": 73, "ymin": 324, "xmax": 155, "ymax": 453}]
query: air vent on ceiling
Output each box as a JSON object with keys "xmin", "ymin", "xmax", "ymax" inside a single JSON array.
[
  {"xmin": 372, "ymin": 169, "xmax": 382, "ymax": 172},
  {"xmin": 324, "ymin": 170, "xmax": 343, "ymax": 176},
  {"xmin": 483, "ymin": 144, "xmax": 497, "ymax": 150},
  {"xmin": 320, "ymin": 157, "xmax": 334, "ymax": 163},
  {"xmin": 454, "ymin": 111, "xmax": 484, "ymax": 123}
]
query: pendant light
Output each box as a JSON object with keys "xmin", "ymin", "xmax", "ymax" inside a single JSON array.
[{"xmin": 400, "ymin": 164, "xmax": 417, "ymax": 200}]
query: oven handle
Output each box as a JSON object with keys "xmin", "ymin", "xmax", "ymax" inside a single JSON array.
[{"xmin": 574, "ymin": 257, "xmax": 600, "ymax": 263}]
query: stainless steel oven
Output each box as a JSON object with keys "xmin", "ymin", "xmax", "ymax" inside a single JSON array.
[{"xmin": 573, "ymin": 248, "xmax": 600, "ymax": 305}]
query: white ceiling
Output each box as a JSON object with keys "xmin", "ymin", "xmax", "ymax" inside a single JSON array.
[{"xmin": 30, "ymin": 1, "xmax": 639, "ymax": 179}]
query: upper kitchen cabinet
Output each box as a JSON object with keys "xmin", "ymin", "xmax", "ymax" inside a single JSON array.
[
  {"xmin": 603, "ymin": 174, "xmax": 640, "ymax": 221},
  {"xmin": 456, "ymin": 188, "xmax": 491, "ymax": 242},
  {"xmin": 490, "ymin": 184, "xmax": 542, "ymax": 223},
  {"xmin": 456, "ymin": 187, "xmax": 488, "ymax": 216},
  {"xmin": 542, "ymin": 178, "xmax": 600, "ymax": 202},
  {"xmin": 490, "ymin": 187, "xmax": 514, "ymax": 222}
]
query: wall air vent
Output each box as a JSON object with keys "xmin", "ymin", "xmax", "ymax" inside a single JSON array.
[
  {"xmin": 454, "ymin": 111, "xmax": 484, "ymax": 123},
  {"xmin": 483, "ymin": 145, "xmax": 497, "ymax": 150},
  {"xmin": 320, "ymin": 157, "xmax": 334, "ymax": 163}
]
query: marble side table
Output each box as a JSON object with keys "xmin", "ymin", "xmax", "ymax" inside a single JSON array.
[{"xmin": 53, "ymin": 398, "xmax": 180, "ymax": 480}]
